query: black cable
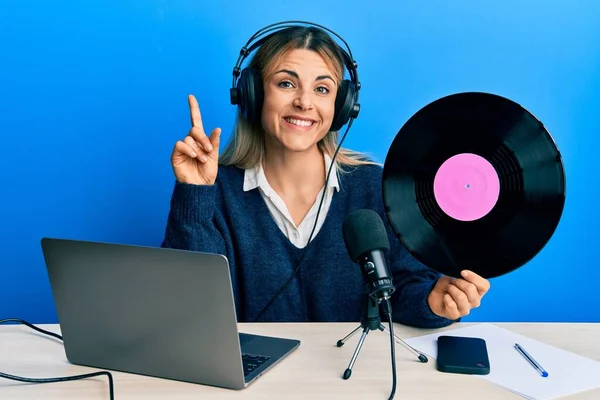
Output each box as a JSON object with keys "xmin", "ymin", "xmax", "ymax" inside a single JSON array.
[
  {"xmin": 0, "ymin": 318, "xmax": 115, "ymax": 400},
  {"xmin": 0, "ymin": 318, "xmax": 63, "ymax": 340},
  {"xmin": 252, "ymin": 119, "xmax": 354, "ymax": 322},
  {"xmin": 382, "ymin": 299, "xmax": 397, "ymax": 400}
]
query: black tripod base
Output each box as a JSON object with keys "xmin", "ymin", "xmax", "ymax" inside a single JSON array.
[{"xmin": 337, "ymin": 296, "xmax": 428, "ymax": 380}]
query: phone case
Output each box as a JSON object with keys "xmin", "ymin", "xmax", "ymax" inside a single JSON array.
[{"xmin": 436, "ymin": 335, "xmax": 490, "ymax": 375}]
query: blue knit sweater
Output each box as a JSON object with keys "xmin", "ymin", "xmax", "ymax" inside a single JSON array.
[{"xmin": 161, "ymin": 163, "xmax": 455, "ymax": 329}]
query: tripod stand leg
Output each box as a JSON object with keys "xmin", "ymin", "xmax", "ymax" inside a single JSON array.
[
  {"xmin": 343, "ymin": 327, "xmax": 370, "ymax": 379},
  {"xmin": 336, "ymin": 325, "xmax": 362, "ymax": 347},
  {"xmin": 379, "ymin": 324, "xmax": 428, "ymax": 363}
]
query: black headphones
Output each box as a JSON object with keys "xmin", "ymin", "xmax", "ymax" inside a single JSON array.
[{"xmin": 229, "ymin": 20, "xmax": 361, "ymax": 132}]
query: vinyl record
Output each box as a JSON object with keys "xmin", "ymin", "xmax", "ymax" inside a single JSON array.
[{"xmin": 382, "ymin": 92, "xmax": 566, "ymax": 279}]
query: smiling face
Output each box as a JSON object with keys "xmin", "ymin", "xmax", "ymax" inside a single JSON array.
[{"xmin": 260, "ymin": 48, "xmax": 339, "ymax": 154}]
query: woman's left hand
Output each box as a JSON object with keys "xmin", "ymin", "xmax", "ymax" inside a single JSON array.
[{"xmin": 427, "ymin": 270, "xmax": 491, "ymax": 320}]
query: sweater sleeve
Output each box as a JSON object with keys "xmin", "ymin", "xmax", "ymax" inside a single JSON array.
[
  {"xmin": 386, "ymin": 233, "xmax": 457, "ymax": 329},
  {"xmin": 160, "ymin": 181, "xmax": 227, "ymax": 255}
]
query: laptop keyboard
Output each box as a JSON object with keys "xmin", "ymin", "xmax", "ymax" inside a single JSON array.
[{"xmin": 242, "ymin": 353, "xmax": 271, "ymax": 376}]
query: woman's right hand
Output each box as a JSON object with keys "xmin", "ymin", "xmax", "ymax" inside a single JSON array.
[{"xmin": 171, "ymin": 95, "xmax": 221, "ymax": 185}]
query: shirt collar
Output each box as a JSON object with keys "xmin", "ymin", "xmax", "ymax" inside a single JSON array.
[{"xmin": 243, "ymin": 153, "xmax": 340, "ymax": 192}]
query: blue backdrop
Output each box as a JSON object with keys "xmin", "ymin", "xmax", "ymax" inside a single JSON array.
[{"xmin": 1, "ymin": 1, "xmax": 599, "ymax": 324}]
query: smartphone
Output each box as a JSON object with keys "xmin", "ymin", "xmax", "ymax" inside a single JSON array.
[{"xmin": 436, "ymin": 335, "xmax": 490, "ymax": 375}]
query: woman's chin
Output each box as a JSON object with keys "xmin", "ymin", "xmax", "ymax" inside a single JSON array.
[{"xmin": 277, "ymin": 137, "xmax": 321, "ymax": 153}]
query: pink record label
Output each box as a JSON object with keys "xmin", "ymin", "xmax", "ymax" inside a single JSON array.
[{"xmin": 433, "ymin": 153, "xmax": 500, "ymax": 221}]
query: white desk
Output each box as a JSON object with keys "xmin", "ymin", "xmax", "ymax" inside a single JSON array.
[{"xmin": 1, "ymin": 322, "xmax": 599, "ymax": 399}]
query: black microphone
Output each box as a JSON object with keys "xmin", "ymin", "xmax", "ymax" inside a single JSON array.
[{"xmin": 342, "ymin": 209, "xmax": 396, "ymax": 302}]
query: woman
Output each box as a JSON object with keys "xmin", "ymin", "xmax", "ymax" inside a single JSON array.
[{"xmin": 161, "ymin": 24, "xmax": 490, "ymax": 328}]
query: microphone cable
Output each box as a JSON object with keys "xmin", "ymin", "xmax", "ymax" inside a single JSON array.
[
  {"xmin": 382, "ymin": 299, "xmax": 397, "ymax": 400},
  {"xmin": 253, "ymin": 118, "xmax": 354, "ymax": 322},
  {"xmin": 0, "ymin": 318, "xmax": 115, "ymax": 400}
]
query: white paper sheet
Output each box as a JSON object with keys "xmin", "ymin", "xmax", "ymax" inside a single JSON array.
[{"xmin": 404, "ymin": 323, "xmax": 600, "ymax": 400}]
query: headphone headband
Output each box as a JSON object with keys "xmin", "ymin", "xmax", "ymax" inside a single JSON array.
[{"xmin": 231, "ymin": 20, "xmax": 360, "ymax": 98}]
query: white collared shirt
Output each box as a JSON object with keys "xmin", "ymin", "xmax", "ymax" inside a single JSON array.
[{"xmin": 243, "ymin": 154, "xmax": 340, "ymax": 249}]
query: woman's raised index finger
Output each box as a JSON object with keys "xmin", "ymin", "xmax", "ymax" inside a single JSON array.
[{"xmin": 188, "ymin": 94, "xmax": 204, "ymax": 130}]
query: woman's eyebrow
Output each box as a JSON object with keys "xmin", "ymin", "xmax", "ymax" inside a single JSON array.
[{"xmin": 274, "ymin": 69, "xmax": 335, "ymax": 83}]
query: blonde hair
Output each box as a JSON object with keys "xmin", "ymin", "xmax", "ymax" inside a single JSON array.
[{"xmin": 219, "ymin": 25, "xmax": 379, "ymax": 170}]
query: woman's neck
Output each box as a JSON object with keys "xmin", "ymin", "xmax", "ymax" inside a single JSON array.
[{"xmin": 262, "ymin": 146, "xmax": 326, "ymax": 202}]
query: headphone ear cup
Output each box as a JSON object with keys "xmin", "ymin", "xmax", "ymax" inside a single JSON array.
[
  {"xmin": 236, "ymin": 67, "xmax": 264, "ymax": 125},
  {"xmin": 331, "ymin": 79, "xmax": 357, "ymax": 132}
]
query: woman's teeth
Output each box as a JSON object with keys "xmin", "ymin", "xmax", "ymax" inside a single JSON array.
[{"xmin": 285, "ymin": 117, "xmax": 314, "ymax": 127}]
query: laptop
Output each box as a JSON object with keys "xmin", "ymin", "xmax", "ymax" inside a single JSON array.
[{"xmin": 40, "ymin": 237, "xmax": 301, "ymax": 390}]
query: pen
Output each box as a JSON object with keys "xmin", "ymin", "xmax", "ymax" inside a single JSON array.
[{"xmin": 514, "ymin": 343, "xmax": 549, "ymax": 377}]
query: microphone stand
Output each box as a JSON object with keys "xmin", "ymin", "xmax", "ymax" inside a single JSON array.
[
  {"xmin": 336, "ymin": 294, "xmax": 428, "ymax": 380},
  {"xmin": 339, "ymin": 209, "xmax": 429, "ymax": 399}
]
